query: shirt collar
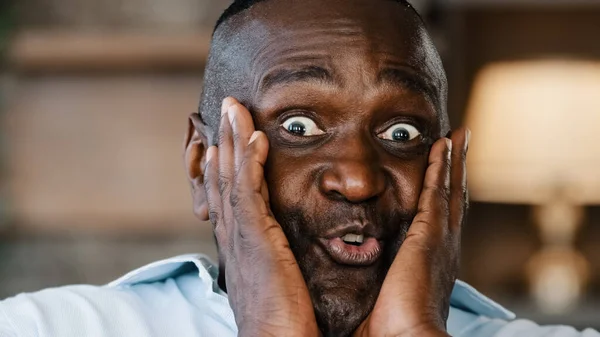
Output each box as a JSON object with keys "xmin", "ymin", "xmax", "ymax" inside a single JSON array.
[{"xmin": 108, "ymin": 254, "xmax": 515, "ymax": 321}]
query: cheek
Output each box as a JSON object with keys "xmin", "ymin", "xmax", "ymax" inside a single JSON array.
[
  {"xmin": 386, "ymin": 156, "xmax": 428, "ymax": 210},
  {"xmin": 264, "ymin": 150, "xmax": 316, "ymax": 214}
]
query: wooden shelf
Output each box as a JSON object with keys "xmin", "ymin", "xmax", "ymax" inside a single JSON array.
[{"xmin": 8, "ymin": 30, "xmax": 212, "ymax": 72}]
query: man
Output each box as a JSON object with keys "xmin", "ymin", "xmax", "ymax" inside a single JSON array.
[{"xmin": 0, "ymin": 0, "xmax": 597, "ymax": 336}]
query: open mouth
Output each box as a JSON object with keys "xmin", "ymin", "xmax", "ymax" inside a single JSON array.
[
  {"xmin": 319, "ymin": 234, "xmax": 383, "ymax": 266},
  {"xmin": 318, "ymin": 221, "xmax": 384, "ymax": 266}
]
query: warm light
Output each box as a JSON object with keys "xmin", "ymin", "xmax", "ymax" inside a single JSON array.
[
  {"xmin": 526, "ymin": 247, "xmax": 590, "ymax": 314},
  {"xmin": 465, "ymin": 60, "xmax": 600, "ymax": 205},
  {"xmin": 465, "ymin": 60, "xmax": 600, "ymax": 313}
]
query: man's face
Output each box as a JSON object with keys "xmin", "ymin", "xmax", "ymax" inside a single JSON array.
[{"xmin": 214, "ymin": 0, "xmax": 447, "ymax": 334}]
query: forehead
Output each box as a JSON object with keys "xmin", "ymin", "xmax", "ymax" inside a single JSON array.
[
  {"xmin": 246, "ymin": 0, "xmax": 422, "ymax": 53},
  {"xmin": 222, "ymin": 0, "xmax": 444, "ymax": 87},
  {"xmin": 211, "ymin": 0, "xmax": 448, "ymax": 131}
]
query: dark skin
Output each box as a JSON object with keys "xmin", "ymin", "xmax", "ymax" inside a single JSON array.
[{"xmin": 184, "ymin": 0, "xmax": 469, "ymax": 336}]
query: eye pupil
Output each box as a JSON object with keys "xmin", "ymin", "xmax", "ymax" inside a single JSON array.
[
  {"xmin": 288, "ymin": 122, "xmax": 306, "ymax": 135},
  {"xmin": 392, "ymin": 128, "xmax": 410, "ymax": 141}
]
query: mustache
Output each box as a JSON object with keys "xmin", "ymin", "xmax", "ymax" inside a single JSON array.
[{"xmin": 274, "ymin": 203, "xmax": 415, "ymax": 243}]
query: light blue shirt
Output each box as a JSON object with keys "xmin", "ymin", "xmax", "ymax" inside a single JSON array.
[{"xmin": 0, "ymin": 254, "xmax": 597, "ymax": 337}]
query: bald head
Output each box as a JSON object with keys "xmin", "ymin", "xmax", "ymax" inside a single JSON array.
[
  {"xmin": 198, "ymin": 0, "xmax": 448, "ymax": 138},
  {"xmin": 214, "ymin": 0, "xmax": 422, "ymax": 32}
]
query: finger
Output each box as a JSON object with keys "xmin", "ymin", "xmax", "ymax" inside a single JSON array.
[
  {"xmin": 228, "ymin": 103, "xmax": 256, "ymax": 173},
  {"xmin": 261, "ymin": 178, "xmax": 271, "ymax": 212},
  {"xmin": 218, "ymin": 98, "xmax": 237, "ymax": 200},
  {"xmin": 449, "ymin": 128, "xmax": 470, "ymax": 234},
  {"xmin": 231, "ymin": 131, "xmax": 271, "ymax": 222},
  {"xmin": 409, "ymin": 137, "xmax": 452, "ymax": 238},
  {"xmin": 203, "ymin": 146, "xmax": 228, "ymax": 247}
]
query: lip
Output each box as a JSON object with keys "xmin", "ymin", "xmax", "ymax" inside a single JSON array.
[
  {"xmin": 318, "ymin": 237, "xmax": 383, "ymax": 266},
  {"xmin": 322, "ymin": 221, "xmax": 382, "ymax": 240}
]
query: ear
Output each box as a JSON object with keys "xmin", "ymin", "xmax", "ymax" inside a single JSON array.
[{"xmin": 184, "ymin": 113, "xmax": 212, "ymax": 221}]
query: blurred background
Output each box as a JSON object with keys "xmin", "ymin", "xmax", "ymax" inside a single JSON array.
[{"xmin": 0, "ymin": 0, "xmax": 599, "ymax": 330}]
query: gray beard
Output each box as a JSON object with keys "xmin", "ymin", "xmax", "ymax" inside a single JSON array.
[
  {"xmin": 311, "ymin": 283, "xmax": 376, "ymax": 337},
  {"xmin": 271, "ymin": 198, "xmax": 411, "ymax": 337},
  {"xmin": 275, "ymin": 210, "xmax": 409, "ymax": 336}
]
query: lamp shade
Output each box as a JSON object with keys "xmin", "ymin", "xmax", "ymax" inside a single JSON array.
[{"xmin": 465, "ymin": 60, "xmax": 600, "ymax": 204}]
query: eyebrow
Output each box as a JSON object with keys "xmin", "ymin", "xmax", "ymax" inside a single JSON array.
[
  {"xmin": 259, "ymin": 65, "xmax": 335, "ymax": 93},
  {"xmin": 377, "ymin": 67, "xmax": 438, "ymax": 103}
]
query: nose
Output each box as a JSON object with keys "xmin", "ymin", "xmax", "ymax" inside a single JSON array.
[{"xmin": 319, "ymin": 148, "xmax": 386, "ymax": 204}]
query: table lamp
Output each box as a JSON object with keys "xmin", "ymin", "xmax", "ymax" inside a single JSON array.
[{"xmin": 464, "ymin": 60, "xmax": 600, "ymax": 313}]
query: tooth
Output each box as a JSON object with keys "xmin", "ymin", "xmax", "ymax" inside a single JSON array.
[{"xmin": 342, "ymin": 234, "xmax": 364, "ymax": 243}]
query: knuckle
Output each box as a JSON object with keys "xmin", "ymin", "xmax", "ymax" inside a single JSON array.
[
  {"xmin": 203, "ymin": 176, "xmax": 216, "ymax": 196},
  {"xmin": 230, "ymin": 185, "xmax": 252, "ymax": 211},
  {"xmin": 239, "ymin": 155, "xmax": 252, "ymax": 173},
  {"xmin": 229, "ymin": 189, "xmax": 243, "ymax": 209},
  {"xmin": 218, "ymin": 173, "xmax": 231, "ymax": 196},
  {"xmin": 455, "ymin": 148, "xmax": 467, "ymax": 162},
  {"xmin": 443, "ymin": 158, "xmax": 452, "ymax": 175},
  {"xmin": 218, "ymin": 126, "xmax": 228, "ymax": 144},
  {"xmin": 208, "ymin": 210, "xmax": 220, "ymax": 227},
  {"xmin": 427, "ymin": 185, "xmax": 451, "ymax": 212},
  {"xmin": 440, "ymin": 188, "xmax": 452, "ymax": 210},
  {"xmin": 227, "ymin": 237, "xmax": 235, "ymax": 254},
  {"xmin": 232, "ymin": 132, "xmax": 243, "ymax": 146}
]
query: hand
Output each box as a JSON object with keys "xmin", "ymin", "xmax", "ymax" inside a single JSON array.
[
  {"xmin": 354, "ymin": 129, "xmax": 470, "ymax": 337},
  {"xmin": 203, "ymin": 97, "xmax": 320, "ymax": 337}
]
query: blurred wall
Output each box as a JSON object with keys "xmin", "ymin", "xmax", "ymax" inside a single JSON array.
[
  {"xmin": 0, "ymin": 0, "xmax": 228, "ymax": 297},
  {"xmin": 1, "ymin": 0, "xmax": 229, "ymax": 234},
  {"xmin": 4, "ymin": 75, "xmax": 203, "ymax": 233}
]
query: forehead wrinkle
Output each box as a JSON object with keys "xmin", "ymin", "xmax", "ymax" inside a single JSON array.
[
  {"xmin": 276, "ymin": 18, "xmax": 367, "ymax": 37},
  {"xmin": 246, "ymin": 16, "xmax": 370, "ymax": 72},
  {"xmin": 249, "ymin": 41, "xmax": 341, "ymax": 98},
  {"xmin": 250, "ymin": 44, "xmax": 332, "ymax": 81},
  {"xmin": 249, "ymin": 26, "xmax": 366, "ymax": 72},
  {"xmin": 245, "ymin": 2, "xmax": 371, "ymax": 37},
  {"xmin": 377, "ymin": 61, "xmax": 438, "ymax": 101},
  {"xmin": 257, "ymin": 64, "xmax": 338, "ymax": 96},
  {"xmin": 379, "ymin": 52, "xmax": 436, "ymax": 83}
]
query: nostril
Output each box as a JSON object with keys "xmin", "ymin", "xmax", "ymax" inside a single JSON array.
[{"xmin": 325, "ymin": 189, "xmax": 347, "ymax": 201}]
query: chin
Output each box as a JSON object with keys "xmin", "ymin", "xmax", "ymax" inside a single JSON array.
[
  {"xmin": 298, "ymin": 246, "xmax": 390, "ymax": 337},
  {"xmin": 310, "ymin": 281, "xmax": 378, "ymax": 337}
]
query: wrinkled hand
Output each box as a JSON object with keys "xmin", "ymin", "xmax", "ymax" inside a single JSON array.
[
  {"xmin": 354, "ymin": 129, "xmax": 470, "ymax": 337},
  {"xmin": 203, "ymin": 97, "xmax": 320, "ymax": 337}
]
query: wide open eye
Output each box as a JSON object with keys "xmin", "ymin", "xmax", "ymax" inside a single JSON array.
[
  {"xmin": 377, "ymin": 123, "xmax": 421, "ymax": 142},
  {"xmin": 281, "ymin": 116, "xmax": 325, "ymax": 136}
]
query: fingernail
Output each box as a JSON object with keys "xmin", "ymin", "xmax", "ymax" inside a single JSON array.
[
  {"xmin": 465, "ymin": 129, "xmax": 471, "ymax": 151},
  {"xmin": 221, "ymin": 97, "xmax": 233, "ymax": 116},
  {"xmin": 206, "ymin": 146, "xmax": 214, "ymax": 162},
  {"xmin": 228, "ymin": 106, "xmax": 236, "ymax": 126},
  {"xmin": 445, "ymin": 138, "xmax": 452, "ymax": 160},
  {"xmin": 445, "ymin": 138, "xmax": 452, "ymax": 152},
  {"xmin": 221, "ymin": 100, "xmax": 228, "ymax": 116},
  {"xmin": 248, "ymin": 131, "xmax": 259, "ymax": 145}
]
